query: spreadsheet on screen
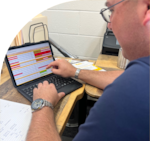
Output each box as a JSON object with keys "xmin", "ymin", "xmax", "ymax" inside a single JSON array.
[{"xmin": 7, "ymin": 43, "xmax": 54, "ymax": 86}]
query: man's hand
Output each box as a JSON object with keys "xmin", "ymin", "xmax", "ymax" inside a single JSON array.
[
  {"xmin": 46, "ymin": 59, "xmax": 77, "ymax": 78},
  {"xmin": 33, "ymin": 81, "xmax": 65, "ymax": 106}
]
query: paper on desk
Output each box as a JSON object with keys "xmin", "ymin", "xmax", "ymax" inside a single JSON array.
[
  {"xmin": 0, "ymin": 99, "xmax": 32, "ymax": 141},
  {"xmin": 72, "ymin": 61, "xmax": 93, "ymax": 69},
  {"xmin": 73, "ymin": 61, "xmax": 106, "ymax": 71},
  {"xmin": 55, "ymin": 58, "xmax": 81, "ymax": 64},
  {"xmin": 55, "ymin": 59, "xmax": 106, "ymax": 71}
]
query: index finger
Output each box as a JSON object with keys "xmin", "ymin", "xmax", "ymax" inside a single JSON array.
[{"xmin": 46, "ymin": 60, "xmax": 59, "ymax": 69}]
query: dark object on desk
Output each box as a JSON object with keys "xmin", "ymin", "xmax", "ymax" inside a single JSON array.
[
  {"xmin": 102, "ymin": 28, "xmax": 121, "ymax": 56},
  {"xmin": 5, "ymin": 41, "xmax": 83, "ymax": 102}
]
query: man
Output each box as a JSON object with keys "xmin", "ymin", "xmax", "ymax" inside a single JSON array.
[{"xmin": 26, "ymin": 0, "xmax": 150, "ymax": 140}]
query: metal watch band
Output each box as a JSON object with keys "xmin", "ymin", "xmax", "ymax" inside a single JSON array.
[
  {"xmin": 74, "ymin": 68, "xmax": 81, "ymax": 79},
  {"xmin": 44, "ymin": 100, "xmax": 54, "ymax": 110}
]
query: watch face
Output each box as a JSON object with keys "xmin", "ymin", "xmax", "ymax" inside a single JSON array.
[{"xmin": 31, "ymin": 99, "xmax": 44, "ymax": 110}]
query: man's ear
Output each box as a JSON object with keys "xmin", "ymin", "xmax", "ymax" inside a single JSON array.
[{"xmin": 143, "ymin": 8, "xmax": 150, "ymax": 26}]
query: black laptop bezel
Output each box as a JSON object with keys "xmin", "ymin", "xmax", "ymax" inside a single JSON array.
[{"xmin": 5, "ymin": 40, "xmax": 55, "ymax": 88}]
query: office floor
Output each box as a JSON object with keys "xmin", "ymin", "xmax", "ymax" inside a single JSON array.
[{"xmin": 62, "ymin": 99, "xmax": 96, "ymax": 141}]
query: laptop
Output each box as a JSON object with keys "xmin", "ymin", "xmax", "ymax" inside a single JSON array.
[{"xmin": 5, "ymin": 41, "xmax": 83, "ymax": 102}]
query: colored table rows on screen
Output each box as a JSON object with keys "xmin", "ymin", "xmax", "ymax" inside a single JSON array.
[
  {"xmin": 34, "ymin": 48, "xmax": 51, "ymax": 58},
  {"xmin": 10, "ymin": 55, "xmax": 52, "ymax": 70}
]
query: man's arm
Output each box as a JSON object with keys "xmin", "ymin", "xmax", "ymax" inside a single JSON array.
[
  {"xmin": 26, "ymin": 81, "xmax": 65, "ymax": 141},
  {"xmin": 78, "ymin": 70, "xmax": 123, "ymax": 89},
  {"xmin": 26, "ymin": 107, "xmax": 60, "ymax": 141},
  {"xmin": 46, "ymin": 59, "xmax": 124, "ymax": 90},
  {"xmin": 26, "ymin": 60, "xmax": 123, "ymax": 141}
]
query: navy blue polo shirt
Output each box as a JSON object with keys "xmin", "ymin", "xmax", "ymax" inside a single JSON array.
[{"xmin": 73, "ymin": 56, "xmax": 149, "ymax": 141}]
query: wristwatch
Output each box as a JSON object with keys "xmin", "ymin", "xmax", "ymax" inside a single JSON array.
[
  {"xmin": 74, "ymin": 68, "xmax": 81, "ymax": 79},
  {"xmin": 31, "ymin": 98, "xmax": 54, "ymax": 113}
]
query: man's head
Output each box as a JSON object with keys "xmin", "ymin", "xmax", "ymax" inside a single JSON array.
[{"xmin": 106, "ymin": 0, "xmax": 150, "ymax": 61}]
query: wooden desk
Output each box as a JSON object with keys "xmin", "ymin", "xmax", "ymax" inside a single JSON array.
[
  {"xmin": 85, "ymin": 54, "xmax": 122, "ymax": 98},
  {"xmin": 0, "ymin": 62, "xmax": 85, "ymax": 135}
]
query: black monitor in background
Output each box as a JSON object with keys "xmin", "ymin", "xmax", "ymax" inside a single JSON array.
[{"xmin": 102, "ymin": 28, "xmax": 121, "ymax": 56}]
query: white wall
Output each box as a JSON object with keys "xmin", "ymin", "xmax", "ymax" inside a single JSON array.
[{"xmin": 41, "ymin": 0, "xmax": 107, "ymax": 60}]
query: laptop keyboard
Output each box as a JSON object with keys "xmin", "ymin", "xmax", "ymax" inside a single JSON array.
[{"xmin": 22, "ymin": 75, "xmax": 76, "ymax": 98}]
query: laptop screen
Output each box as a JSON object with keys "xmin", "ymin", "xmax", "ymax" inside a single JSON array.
[{"xmin": 7, "ymin": 42, "xmax": 54, "ymax": 86}]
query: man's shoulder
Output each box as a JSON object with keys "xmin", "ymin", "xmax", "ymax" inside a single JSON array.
[
  {"xmin": 115, "ymin": 56, "xmax": 149, "ymax": 86},
  {"xmin": 120, "ymin": 56, "xmax": 149, "ymax": 85},
  {"xmin": 126, "ymin": 56, "xmax": 149, "ymax": 71},
  {"xmin": 102, "ymin": 56, "xmax": 149, "ymax": 106}
]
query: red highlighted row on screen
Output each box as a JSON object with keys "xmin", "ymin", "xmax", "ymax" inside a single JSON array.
[
  {"xmin": 14, "ymin": 73, "xmax": 23, "ymax": 77},
  {"xmin": 8, "ymin": 56, "xmax": 18, "ymax": 61},
  {"xmin": 34, "ymin": 50, "xmax": 51, "ymax": 57}
]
